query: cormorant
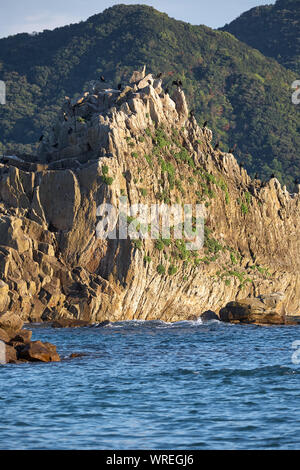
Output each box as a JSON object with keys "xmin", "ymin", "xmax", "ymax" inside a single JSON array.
[
  {"xmin": 214, "ymin": 142, "xmax": 220, "ymax": 151},
  {"xmin": 39, "ymin": 135, "xmax": 44, "ymax": 142},
  {"xmin": 189, "ymin": 109, "xmax": 195, "ymax": 117},
  {"xmin": 87, "ymin": 143, "xmax": 92, "ymax": 151},
  {"xmin": 173, "ymin": 79, "xmax": 183, "ymax": 88},
  {"xmin": 100, "ymin": 75, "xmax": 105, "ymax": 82},
  {"xmin": 294, "ymin": 178, "xmax": 300, "ymax": 185},
  {"xmin": 118, "ymin": 83, "xmax": 122, "ymax": 91},
  {"xmin": 203, "ymin": 121, "xmax": 208, "ymax": 128},
  {"xmin": 254, "ymin": 173, "xmax": 259, "ymax": 179},
  {"xmin": 270, "ymin": 173, "xmax": 275, "ymax": 179},
  {"xmin": 165, "ymin": 88, "xmax": 169, "ymax": 95},
  {"xmin": 156, "ymin": 72, "xmax": 163, "ymax": 78},
  {"xmin": 239, "ymin": 161, "xmax": 245, "ymax": 169}
]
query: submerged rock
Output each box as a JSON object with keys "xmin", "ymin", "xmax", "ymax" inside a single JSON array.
[
  {"xmin": 51, "ymin": 318, "xmax": 91, "ymax": 328},
  {"xmin": 219, "ymin": 292, "xmax": 286, "ymax": 325}
]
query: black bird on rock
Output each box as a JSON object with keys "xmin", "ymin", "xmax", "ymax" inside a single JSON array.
[
  {"xmin": 214, "ymin": 142, "xmax": 220, "ymax": 151},
  {"xmin": 254, "ymin": 173, "xmax": 259, "ymax": 179},
  {"xmin": 39, "ymin": 135, "xmax": 44, "ymax": 142},
  {"xmin": 172, "ymin": 79, "xmax": 182, "ymax": 88},
  {"xmin": 156, "ymin": 72, "xmax": 163, "ymax": 78},
  {"xmin": 203, "ymin": 121, "xmax": 208, "ymax": 128},
  {"xmin": 165, "ymin": 88, "xmax": 169, "ymax": 95},
  {"xmin": 270, "ymin": 173, "xmax": 275, "ymax": 179},
  {"xmin": 294, "ymin": 178, "xmax": 300, "ymax": 185},
  {"xmin": 239, "ymin": 161, "xmax": 246, "ymax": 169},
  {"xmin": 100, "ymin": 75, "xmax": 106, "ymax": 82},
  {"xmin": 189, "ymin": 109, "xmax": 195, "ymax": 118},
  {"xmin": 118, "ymin": 83, "xmax": 122, "ymax": 91}
]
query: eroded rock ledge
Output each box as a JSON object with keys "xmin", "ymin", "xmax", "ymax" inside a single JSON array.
[{"xmin": 0, "ymin": 68, "xmax": 299, "ymax": 325}]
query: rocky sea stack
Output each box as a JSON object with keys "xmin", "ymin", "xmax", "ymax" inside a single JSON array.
[{"xmin": 0, "ymin": 68, "xmax": 299, "ymax": 328}]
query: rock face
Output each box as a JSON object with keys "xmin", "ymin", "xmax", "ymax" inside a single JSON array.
[
  {"xmin": 219, "ymin": 293, "xmax": 286, "ymax": 324},
  {"xmin": 0, "ymin": 68, "xmax": 299, "ymax": 324}
]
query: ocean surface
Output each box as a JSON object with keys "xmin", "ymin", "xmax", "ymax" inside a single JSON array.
[{"xmin": 0, "ymin": 319, "xmax": 299, "ymax": 450}]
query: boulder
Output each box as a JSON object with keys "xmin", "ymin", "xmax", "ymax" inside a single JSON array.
[
  {"xmin": 10, "ymin": 329, "xmax": 32, "ymax": 344},
  {"xmin": 0, "ymin": 312, "xmax": 24, "ymax": 332},
  {"xmin": 201, "ymin": 310, "xmax": 219, "ymax": 321},
  {"xmin": 219, "ymin": 292, "xmax": 286, "ymax": 325},
  {"xmin": 5, "ymin": 344, "xmax": 18, "ymax": 363},
  {"xmin": 0, "ymin": 327, "xmax": 11, "ymax": 343},
  {"xmin": 18, "ymin": 340, "xmax": 60, "ymax": 362}
]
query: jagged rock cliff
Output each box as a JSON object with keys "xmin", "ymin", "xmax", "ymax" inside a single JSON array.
[{"xmin": 0, "ymin": 70, "xmax": 299, "ymax": 323}]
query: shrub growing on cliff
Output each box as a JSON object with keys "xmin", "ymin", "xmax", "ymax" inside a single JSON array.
[
  {"xmin": 168, "ymin": 265, "xmax": 177, "ymax": 275},
  {"xmin": 157, "ymin": 264, "xmax": 166, "ymax": 275}
]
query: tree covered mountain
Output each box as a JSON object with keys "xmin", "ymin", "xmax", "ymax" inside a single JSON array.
[
  {"xmin": 0, "ymin": 4, "xmax": 299, "ymax": 188},
  {"xmin": 222, "ymin": 0, "xmax": 300, "ymax": 74}
]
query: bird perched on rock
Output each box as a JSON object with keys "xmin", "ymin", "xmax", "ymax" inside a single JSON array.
[
  {"xmin": 118, "ymin": 83, "xmax": 122, "ymax": 91},
  {"xmin": 254, "ymin": 173, "xmax": 259, "ymax": 180},
  {"xmin": 239, "ymin": 161, "xmax": 245, "ymax": 169},
  {"xmin": 172, "ymin": 79, "xmax": 182, "ymax": 88},
  {"xmin": 294, "ymin": 178, "xmax": 300, "ymax": 185},
  {"xmin": 214, "ymin": 142, "xmax": 220, "ymax": 151},
  {"xmin": 189, "ymin": 109, "xmax": 195, "ymax": 118},
  {"xmin": 228, "ymin": 144, "xmax": 236, "ymax": 153},
  {"xmin": 164, "ymin": 88, "xmax": 169, "ymax": 95},
  {"xmin": 87, "ymin": 143, "xmax": 92, "ymax": 151},
  {"xmin": 270, "ymin": 173, "xmax": 275, "ymax": 179},
  {"xmin": 202, "ymin": 121, "xmax": 208, "ymax": 128},
  {"xmin": 156, "ymin": 72, "xmax": 163, "ymax": 78},
  {"xmin": 100, "ymin": 75, "xmax": 105, "ymax": 82},
  {"xmin": 39, "ymin": 135, "xmax": 44, "ymax": 142}
]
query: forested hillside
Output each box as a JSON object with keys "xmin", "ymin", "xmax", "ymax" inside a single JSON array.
[
  {"xmin": 222, "ymin": 0, "xmax": 300, "ymax": 74},
  {"xmin": 0, "ymin": 4, "xmax": 299, "ymax": 188}
]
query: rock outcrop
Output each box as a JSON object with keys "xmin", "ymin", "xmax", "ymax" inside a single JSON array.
[
  {"xmin": 219, "ymin": 292, "xmax": 286, "ymax": 324},
  {"xmin": 0, "ymin": 318, "xmax": 60, "ymax": 364},
  {"xmin": 0, "ymin": 68, "xmax": 299, "ymax": 324}
]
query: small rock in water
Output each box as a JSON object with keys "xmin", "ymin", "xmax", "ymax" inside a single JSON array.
[
  {"xmin": 18, "ymin": 340, "xmax": 60, "ymax": 363},
  {"xmin": 201, "ymin": 310, "xmax": 219, "ymax": 321},
  {"xmin": 95, "ymin": 320, "xmax": 110, "ymax": 328}
]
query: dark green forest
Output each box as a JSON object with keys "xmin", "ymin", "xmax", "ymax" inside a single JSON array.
[
  {"xmin": 222, "ymin": 0, "xmax": 300, "ymax": 74},
  {"xmin": 0, "ymin": 3, "xmax": 299, "ymax": 188}
]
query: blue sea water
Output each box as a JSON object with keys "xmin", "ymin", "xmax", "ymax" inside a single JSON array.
[{"xmin": 0, "ymin": 319, "xmax": 299, "ymax": 450}]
